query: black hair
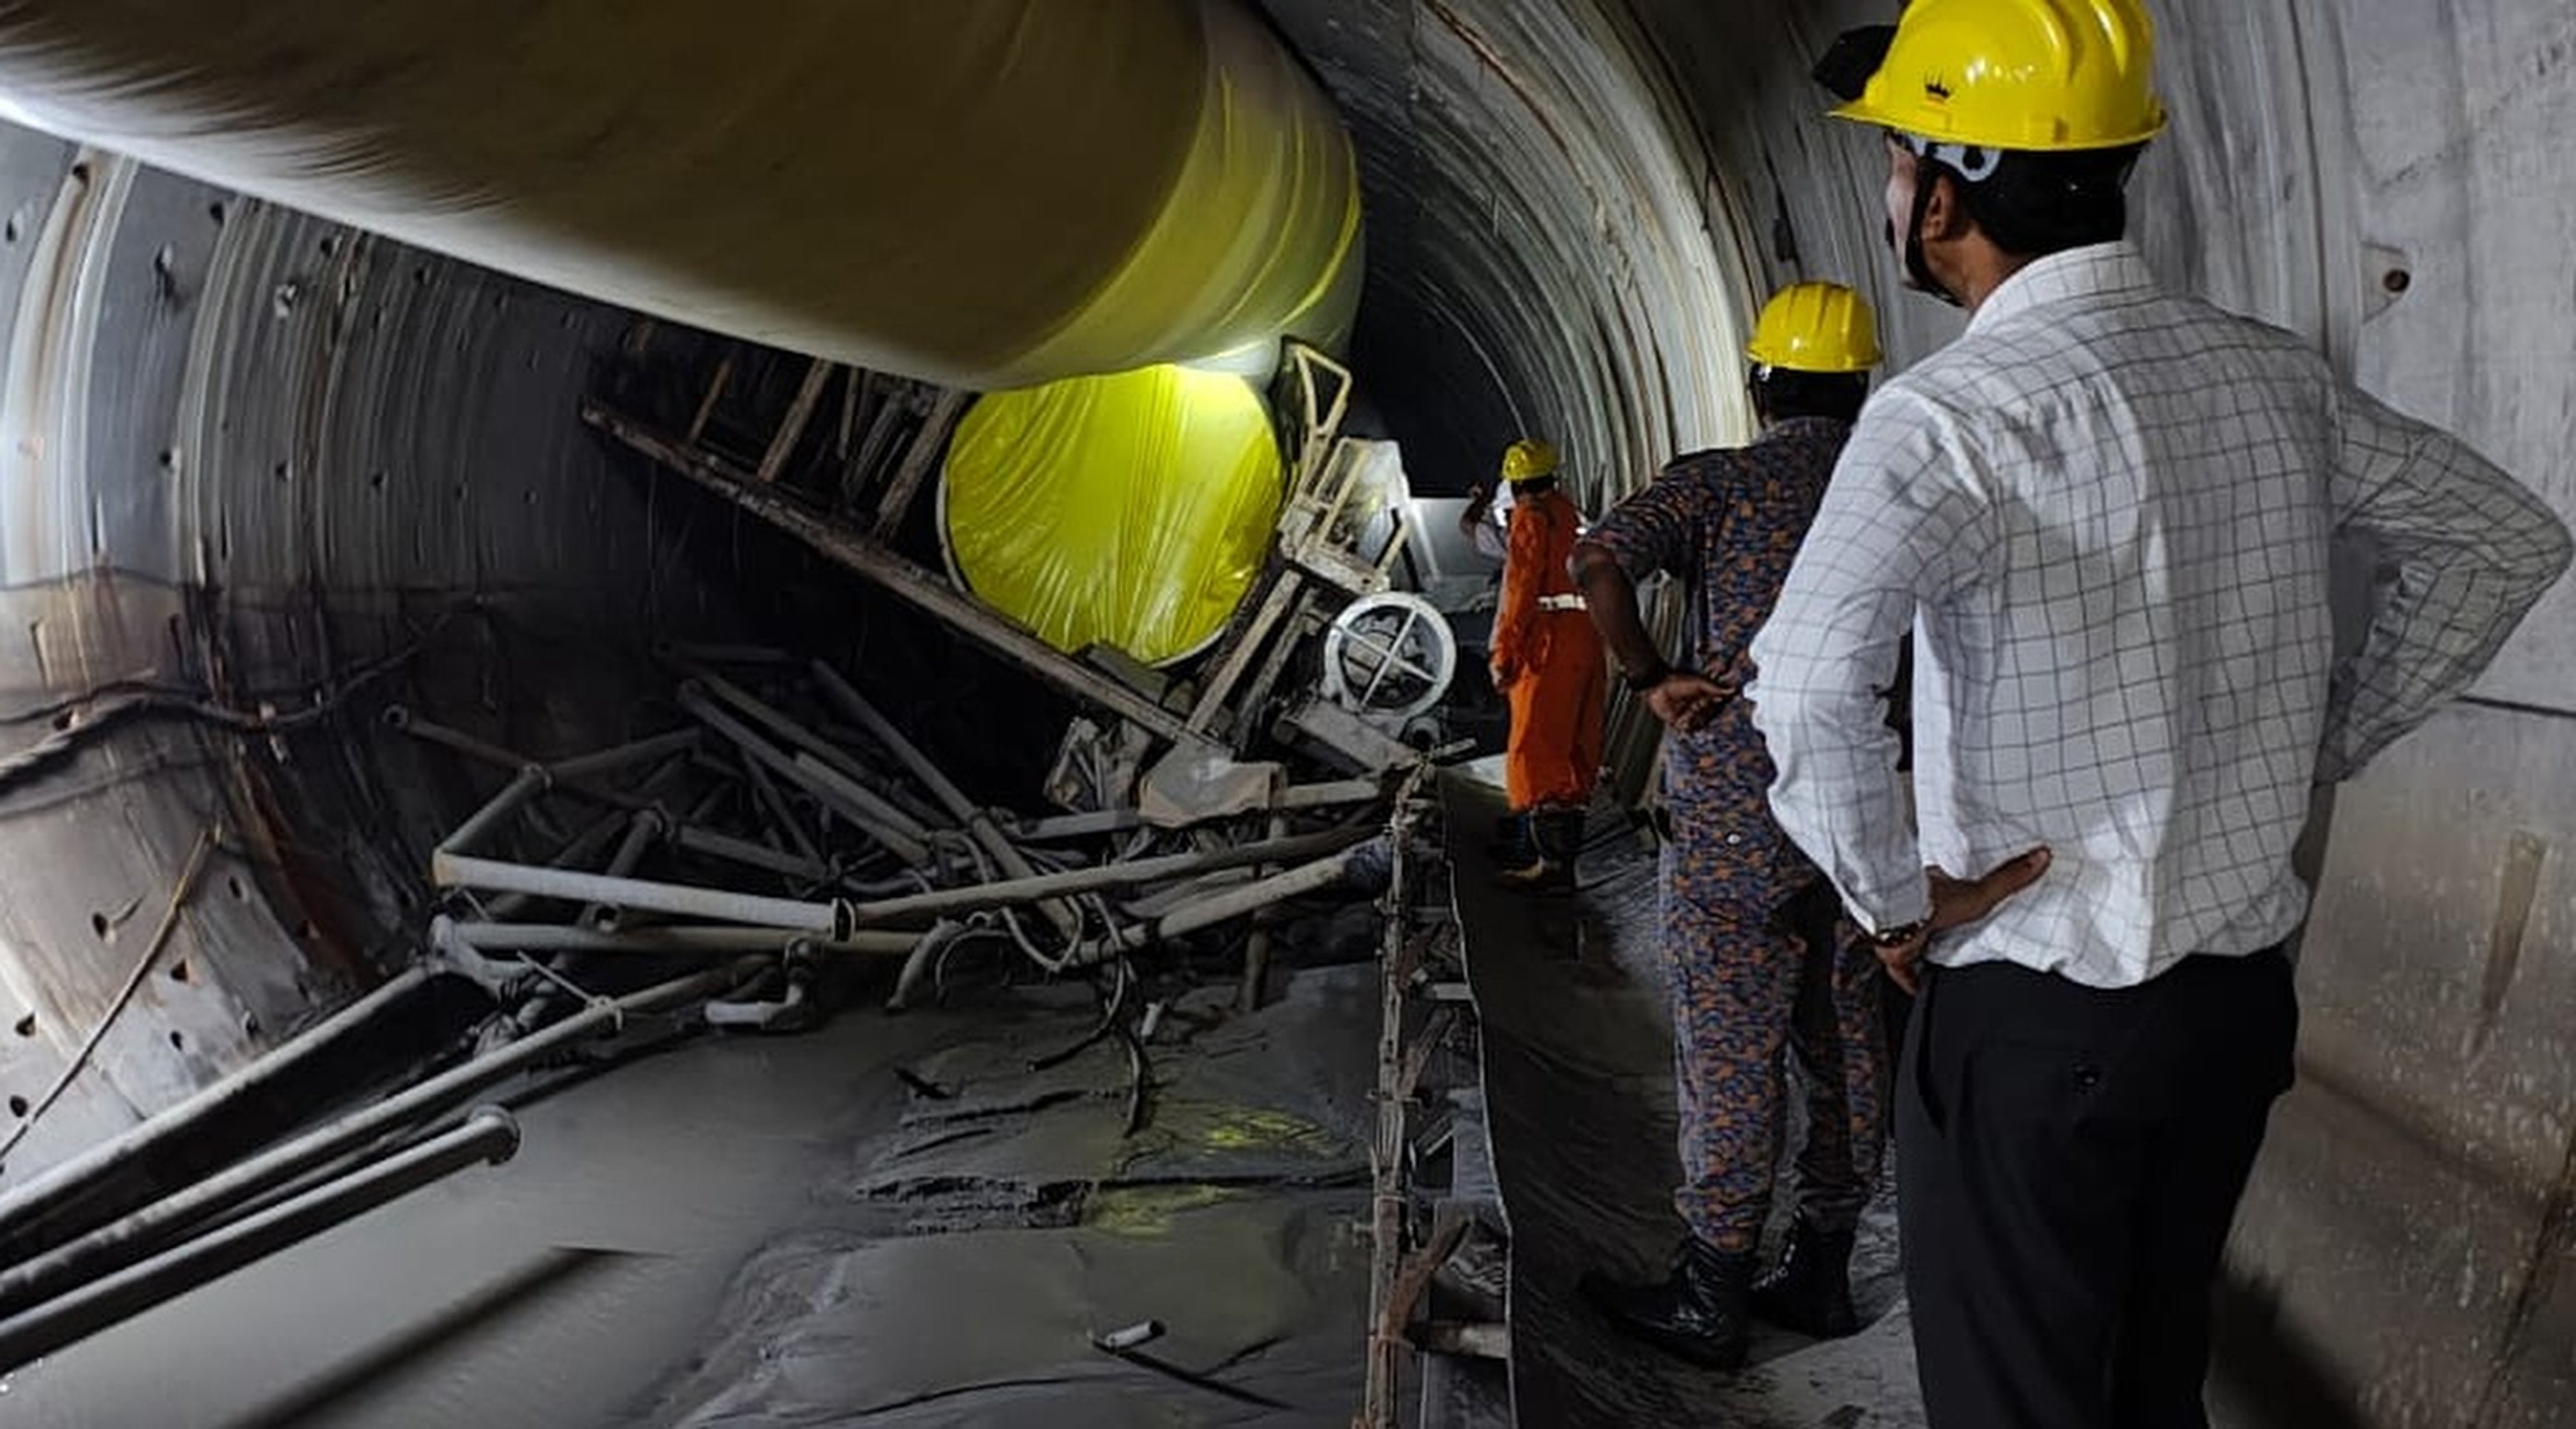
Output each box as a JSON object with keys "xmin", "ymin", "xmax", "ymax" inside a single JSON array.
[
  {"xmin": 1945, "ymin": 144, "xmax": 2147, "ymax": 259},
  {"xmin": 1749, "ymin": 366, "xmax": 1871, "ymax": 425},
  {"xmin": 1813, "ymin": 25, "xmax": 1897, "ymax": 103}
]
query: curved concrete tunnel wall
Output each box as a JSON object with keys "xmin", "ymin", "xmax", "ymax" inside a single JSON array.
[
  {"xmin": 0, "ymin": 1, "xmax": 2562, "ymax": 1422},
  {"xmin": 0, "ymin": 129, "xmax": 759, "ymax": 1182}
]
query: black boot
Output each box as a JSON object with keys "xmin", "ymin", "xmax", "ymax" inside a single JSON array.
[
  {"xmin": 1504, "ymin": 808, "xmax": 1576, "ymax": 890},
  {"xmin": 1581, "ymin": 1236, "xmax": 1756, "ymax": 1370},
  {"xmin": 1750, "ymin": 1217, "xmax": 1859, "ymax": 1338},
  {"xmin": 1495, "ymin": 810, "xmax": 1579, "ymax": 894}
]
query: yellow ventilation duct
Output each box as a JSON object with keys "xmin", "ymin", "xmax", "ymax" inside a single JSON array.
[{"xmin": 0, "ymin": 0, "xmax": 1363, "ymax": 389}]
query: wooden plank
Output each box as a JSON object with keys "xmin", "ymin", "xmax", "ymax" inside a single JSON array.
[
  {"xmin": 834, "ymin": 366, "xmax": 863, "ymax": 461},
  {"xmin": 1395, "ymin": 1007, "xmax": 1459, "ymax": 1102},
  {"xmin": 1235, "ymin": 812, "xmax": 1291, "ymax": 1015},
  {"xmin": 686, "ymin": 349, "xmax": 736, "ymax": 445},
  {"xmin": 1187, "ymin": 568, "xmax": 1306, "ymax": 733},
  {"xmin": 845, "ymin": 376, "xmax": 913, "ymax": 512},
  {"xmin": 756, "ymin": 358, "xmax": 835, "ymax": 485},
  {"xmin": 1360, "ymin": 780, "xmax": 1433, "ymax": 1429},
  {"xmin": 872, "ymin": 387, "xmax": 973, "ymax": 540}
]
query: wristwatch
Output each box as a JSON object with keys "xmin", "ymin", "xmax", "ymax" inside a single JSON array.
[{"xmin": 1865, "ymin": 919, "xmax": 1929, "ymax": 949}]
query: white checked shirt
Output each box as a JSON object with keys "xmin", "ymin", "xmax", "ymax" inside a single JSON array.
[{"xmin": 1749, "ymin": 243, "xmax": 2571, "ymax": 989}]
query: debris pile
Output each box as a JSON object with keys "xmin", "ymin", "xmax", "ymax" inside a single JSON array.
[{"xmin": 400, "ymin": 646, "xmax": 1399, "ymax": 1040}]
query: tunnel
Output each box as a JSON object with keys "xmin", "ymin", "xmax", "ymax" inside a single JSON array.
[{"xmin": 0, "ymin": 1, "xmax": 2559, "ymax": 1425}]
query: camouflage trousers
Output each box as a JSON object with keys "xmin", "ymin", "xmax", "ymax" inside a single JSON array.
[{"xmin": 1663, "ymin": 865, "xmax": 1890, "ymax": 1254}]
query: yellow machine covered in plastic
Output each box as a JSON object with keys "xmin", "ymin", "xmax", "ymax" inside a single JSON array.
[{"xmin": 944, "ymin": 366, "xmax": 1285, "ymax": 667}]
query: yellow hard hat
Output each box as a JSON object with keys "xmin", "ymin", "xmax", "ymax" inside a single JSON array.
[
  {"xmin": 1831, "ymin": 0, "xmax": 2166, "ymax": 157},
  {"xmin": 1501, "ymin": 439, "xmax": 1560, "ymax": 484},
  {"xmin": 1746, "ymin": 282, "xmax": 1881, "ymax": 374}
]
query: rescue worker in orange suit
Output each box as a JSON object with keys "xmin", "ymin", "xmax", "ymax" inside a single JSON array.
[
  {"xmin": 1485, "ymin": 439, "xmax": 1605, "ymax": 892},
  {"xmin": 1569, "ymin": 283, "xmax": 1890, "ymax": 1370}
]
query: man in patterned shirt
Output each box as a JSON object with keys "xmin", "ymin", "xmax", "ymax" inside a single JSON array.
[
  {"xmin": 1750, "ymin": 3, "xmax": 2572, "ymax": 1424},
  {"xmin": 1568, "ymin": 283, "xmax": 1891, "ymax": 1370}
]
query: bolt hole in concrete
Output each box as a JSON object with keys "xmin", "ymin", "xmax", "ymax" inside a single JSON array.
[
  {"xmin": 89, "ymin": 912, "xmax": 109, "ymax": 941},
  {"xmin": 167, "ymin": 1030, "xmax": 184, "ymax": 1051},
  {"xmin": 2383, "ymin": 268, "xmax": 2414, "ymax": 294},
  {"xmin": 7, "ymin": 1095, "xmax": 25, "ymax": 1119},
  {"xmin": 4, "ymin": 214, "xmax": 19, "ymax": 244},
  {"xmin": 170, "ymin": 959, "xmax": 191, "ymax": 983},
  {"xmin": 227, "ymin": 875, "xmax": 248, "ymax": 902},
  {"xmin": 12, "ymin": 1013, "xmax": 33, "ymax": 1038}
]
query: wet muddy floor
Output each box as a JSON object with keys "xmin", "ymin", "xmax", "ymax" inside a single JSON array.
[
  {"xmin": 3, "ymin": 960, "xmax": 1381, "ymax": 1428},
  {"xmin": 1444, "ymin": 773, "xmax": 1924, "ymax": 1429}
]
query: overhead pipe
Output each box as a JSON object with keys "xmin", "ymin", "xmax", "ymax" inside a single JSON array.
[{"xmin": 0, "ymin": 0, "xmax": 1362, "ymax": 389}]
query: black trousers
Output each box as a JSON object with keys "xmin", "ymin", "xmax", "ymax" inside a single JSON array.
[{"xmin": 1897, "ymin": 948, "xmax": 2298, "ymax": 1429}]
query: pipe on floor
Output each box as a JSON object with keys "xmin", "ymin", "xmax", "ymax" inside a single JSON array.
[
  {"xmin": 430, "ymin": 853, "xmax": 851, "ymax": 938},
  {"xmin": 0, "ymin": 961, "xmax": 753, "ymax": 1325},
  {"xmin": 0, "ymin": 964, "xmax": 450, "ymax": 1269},
  {"xmin": 434, "ymin": 917, "xmax": 914, "ymax": 959},
  {"xmin": 808, "ymin": 659, "xmax": 1085, "ymax": 942},
  {"xmin": 844, "ymin": 827, "xmax": 1373, "ymax": 927},
  {"xmin": 0, "ymin": 1106, "xmax": 522, "ymax": 1374}
]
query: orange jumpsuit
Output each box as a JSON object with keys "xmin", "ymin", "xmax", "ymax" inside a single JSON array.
[{"xmin": 1490, "ymin": 487, "xmax": 1606, "ymax": 811}]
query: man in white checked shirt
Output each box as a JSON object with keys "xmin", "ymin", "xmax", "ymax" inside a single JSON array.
[{"xmin": 1752, "ymin": 3, "xmax": 2572, "ymax": 1426}]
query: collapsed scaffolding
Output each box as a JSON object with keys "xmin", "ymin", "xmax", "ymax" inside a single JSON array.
[
  {"xmin": 0, "ymin": 334, "xmax": 1511, "ymax": 1423},
  {"xmin": 573, "ymin": 335, "xmax": 1508, "ymax": 1425}
]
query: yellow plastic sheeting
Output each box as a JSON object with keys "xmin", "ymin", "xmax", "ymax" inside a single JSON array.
[
  {"xmin": 944, "ymin": 367, "xmax": 1284, "ymax": 666},
  {"xmin": 0, "ymin": 0, "xmax": 1361, "ymax": 389}
]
